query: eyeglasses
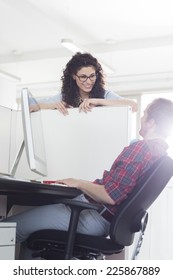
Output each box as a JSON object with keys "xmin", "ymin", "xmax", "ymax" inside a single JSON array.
[{"xmin": 76, "ymin": 73, "xmax": 97, "ymax": 82}]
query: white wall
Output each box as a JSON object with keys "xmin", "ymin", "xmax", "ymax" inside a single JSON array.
[{"xmin": 0, "ymin": 76, "xmax": 17, "ymax": 109}]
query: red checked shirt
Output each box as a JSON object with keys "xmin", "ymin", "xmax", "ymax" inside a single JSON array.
[{"xmin": 93, "ymin": 138, "xmax": 168, "ymax": 215}]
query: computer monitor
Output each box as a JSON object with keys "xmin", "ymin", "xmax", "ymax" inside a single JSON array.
[{"xmin": 20, "ymin": 88, "xmax": 47, "ymax": 176}]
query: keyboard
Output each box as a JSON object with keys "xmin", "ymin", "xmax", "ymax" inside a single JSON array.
[
  {"xmin": 42, "ymin": 180, "xmax": 68, "ymax": 187},
  {"xmin": 0, "ymin": 175, "xmax": 68, "ymax": 188}
]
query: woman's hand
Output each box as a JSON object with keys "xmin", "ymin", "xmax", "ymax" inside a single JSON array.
[
  {"xmin": 29, "ymin": 104, "xmax": 40, "ymax": 112},
  {"xmin": 127, "ymin": 100, "xmax": 138, "ymax": 113},
  {"xmin": 78, "ymin": 98, "xmax": 138, "ymax": 113},
  {"xmin": 50, "ymin": 101, "xmax": 73, "ymax": 115},
  {"xmin": 79, "ymin": 98, "xmax": 102, "ymax": 113},
  {"xmin": 30, "ymin": 101, "xmax": 73, "ymax": 115}
]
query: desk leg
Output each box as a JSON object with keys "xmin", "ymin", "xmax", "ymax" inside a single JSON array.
[{"xmin": 0, "ymin": 195, "xmax": 7, "ymax": 220}]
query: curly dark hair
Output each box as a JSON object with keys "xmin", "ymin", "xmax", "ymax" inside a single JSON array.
[{"xmin": 61, "ymin": 52, "xmax": 105, "ymax": 107}]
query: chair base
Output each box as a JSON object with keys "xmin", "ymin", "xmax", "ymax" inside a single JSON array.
[
  {"xmin": 27, "ymin": 229, "xmax": 124, "ymax": 260},
  {"xmin": 33, "ymin": 249, "xmax": 105, "ymax": 260}
]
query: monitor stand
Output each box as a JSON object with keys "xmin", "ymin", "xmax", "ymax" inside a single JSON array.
[{"xmin": 9, "ymin": 140, "xmax": 24, "ymax": 177}]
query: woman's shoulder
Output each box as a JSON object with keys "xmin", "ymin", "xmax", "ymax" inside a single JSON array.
[
  {"xmin": 38, "ymin": 93, "xmax": 62, "ymax": 103},
  {"xmin": 104, "ymin": 89, "xmax": 122, "ymax": 100}
]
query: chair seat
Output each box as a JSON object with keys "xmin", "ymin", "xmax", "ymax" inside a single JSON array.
[{"xmin": 27, "ymin": 229, "xmax": 124, "ymax": 259}]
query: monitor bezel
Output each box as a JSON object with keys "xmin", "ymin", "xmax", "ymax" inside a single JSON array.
[{"xmin": 21, "ymin": 88, "xmax": 47, "ymax": 176}]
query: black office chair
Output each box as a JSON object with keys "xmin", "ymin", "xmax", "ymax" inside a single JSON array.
[{"xmin": 26, "ymin": 156, "xmax": 173, "ymax": 260}]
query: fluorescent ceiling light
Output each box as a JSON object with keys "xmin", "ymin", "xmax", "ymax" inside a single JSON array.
[
  {"xmin": 0, "ymin": 69, "xmax": 21, "ymax": 82},
  {"xmin": 61, "ymin": 39, "xmax": 84, "ymax": 53},
  {"xmin": 61, "ymin": 38, "xmax": 115, "ymax": 74}
]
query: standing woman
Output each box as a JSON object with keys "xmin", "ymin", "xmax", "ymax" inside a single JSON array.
[{"xmin": 32, "ymin": 52, "xmax": 137, "ymax": 115}]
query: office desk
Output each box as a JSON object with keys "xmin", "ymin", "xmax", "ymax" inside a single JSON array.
[
  {"xmin": 0, "ymin": 178, "xmax": 81, "ymax": 214},
  {"xmin": 0, "ymin": 178, "xmax": 81, "ymax": 259}
]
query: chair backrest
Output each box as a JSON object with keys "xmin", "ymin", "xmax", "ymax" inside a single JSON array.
[{"xmin": 110, "ymin": 155, "xmax": 173, "ymax": 246}]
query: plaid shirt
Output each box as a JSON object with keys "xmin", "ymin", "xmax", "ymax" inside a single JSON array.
[{"xmin": 93, "ymin": 138, "xmax": 168, "ymax": 215}]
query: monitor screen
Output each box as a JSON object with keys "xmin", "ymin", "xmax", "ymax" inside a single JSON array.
[{"xmin": 21, "ymin": 88, "xmax": 47, "ymax": 176}]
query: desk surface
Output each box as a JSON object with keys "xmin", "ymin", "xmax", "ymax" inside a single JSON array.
[{"xmin": 0, "ymin": 178, "xmax": 81, "ymax": 210}]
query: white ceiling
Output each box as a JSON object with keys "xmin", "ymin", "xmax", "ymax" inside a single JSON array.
[
  {"xmin": 0, "ymin": 0, "xmax": 173, "ymax": 95},
  {"xmin": 0, "ymin": 0, "xmax": 173, "ymax": 63}
]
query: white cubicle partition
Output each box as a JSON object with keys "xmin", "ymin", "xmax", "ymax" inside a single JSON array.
[
  {"xmin": 41, "ymin": 106, "xmax": 131, "ymax": 181},
  {"xmin": 0, "ymin": 105, "xmax": 12, "ymax": 174}
]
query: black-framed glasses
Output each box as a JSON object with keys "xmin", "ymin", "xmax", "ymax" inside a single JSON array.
[{"xmin": 76, "ymin": 73, "xmax": 97, "ymax": 82}]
